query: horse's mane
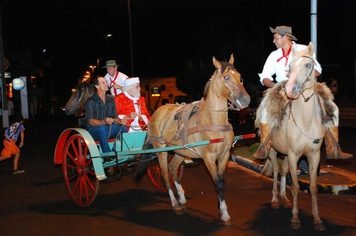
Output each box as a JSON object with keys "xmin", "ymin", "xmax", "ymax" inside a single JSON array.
[
  {"xmin": 203, "ymin": 80, "xmax": 211, "ymax": 98},
  {"xmin": 203, "ymin": 61, "xmax": 235, "ymax": 98},
  {"xmin": 76, "ymin": 81, "xmax": 92, "ymax": 90},
  {"xmin": 75, "ymin": 82, "xmax": 95, "ymax": 96}
]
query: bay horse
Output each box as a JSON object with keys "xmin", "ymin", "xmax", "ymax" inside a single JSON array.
[
  {"xmin": 256, "ymin": 42, "xmax": 326, "ymax": 230},
  {"xmin": 65, "ymin": 81, "xmax": 95, "ymax": 116},
  {"xmin": 134, "ymin": 54, "xmax": 250, "ymax": 225}
]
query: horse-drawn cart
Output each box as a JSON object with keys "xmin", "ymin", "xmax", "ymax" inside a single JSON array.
[
  {"xmin": 54, "ymin": 127, "xmax": 255, "ymax": 207},
  {"xmin": 59, "ymin": 55, "xmax": 254, "ymax": 225}
]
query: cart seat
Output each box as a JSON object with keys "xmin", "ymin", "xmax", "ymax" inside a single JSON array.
[{"xmin": 94, "ymin": 131, "xmax": 147, "ymax": 152}]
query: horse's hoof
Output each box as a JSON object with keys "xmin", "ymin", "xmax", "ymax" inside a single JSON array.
[
  {"xmin": 282, "ymin": 200, "xmax": 292, "ymax": 208},
  {"xmin": 180, "ymin": 202, "xmax": 187, "ymax": 210},
  {"xmin": 271, "ymin": 201, "xmax": 280, "ymax": 209},
  {"xmin": 220, "ymin": 218, "xmax": 232, "ymax": 226},
  {"xmin": 314, "ymin": 223, "xmax": 326, "ymax": 231},
  {"xmin": 173, "ymin": 208, "xmax": 184, "ymax": 215},
  {"xmin": 290, "ymin": 221, "xmax": 301, "ymax": 229}
]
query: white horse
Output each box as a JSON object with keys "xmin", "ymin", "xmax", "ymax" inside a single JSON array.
[{"xmin": 256, "ymin": 42, "xmax": 326, "ymax": 230}]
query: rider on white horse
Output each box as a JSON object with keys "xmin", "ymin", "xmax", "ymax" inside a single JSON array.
[{"xmin": 254, "ymin": 25, "xmax": 352, "ymax": 161}]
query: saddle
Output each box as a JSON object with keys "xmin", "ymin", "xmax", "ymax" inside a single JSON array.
[
  {"xmin": 256, "ymin": 81, "xmax": 335, "ymax": 131},
  {"xmin": 172, "ymin": 101, "xmax": 200, "ymax": 143},
  {"xmin": 148, "ymin": 99, "xmax": 232, "ymax": 146}
]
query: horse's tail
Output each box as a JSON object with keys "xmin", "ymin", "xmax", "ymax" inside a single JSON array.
[{"xmin": 133, "ymin": 142, "xmax": 154, "ymax": 183}]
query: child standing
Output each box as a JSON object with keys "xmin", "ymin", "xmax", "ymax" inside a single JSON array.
[{"xmin": 0, "ymin": 114, "xmax": 25, "ymax": 174}]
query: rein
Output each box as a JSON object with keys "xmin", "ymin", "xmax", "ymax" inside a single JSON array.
[{"xmin": 288, "ymin": 100, "xmax": 323, "ymax": 144}]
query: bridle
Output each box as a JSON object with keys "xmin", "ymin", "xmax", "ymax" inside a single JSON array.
[
  {"xmin": 215, "ymin": 66, "xmax": 245, "ymax": 112},
  {"xmin": 292, "ymin": 55, "xmax": 315, "ymax": 102},
  {"xmin": 287, "ymin": 55, "xmax": 323, "ymax": 144},
  {"xmin": 74, "ymin": 85, "xmax": 88, "ymax": 117}
]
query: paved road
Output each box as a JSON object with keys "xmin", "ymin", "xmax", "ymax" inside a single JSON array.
[{"xmin": 1, "ymin": 114, "xmax": 356, "ymax": 235}]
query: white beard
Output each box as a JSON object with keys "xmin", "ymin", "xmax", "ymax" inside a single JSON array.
[{"xmin": 130, "ymin": 90, "xmax": 141, "ymax": 98}]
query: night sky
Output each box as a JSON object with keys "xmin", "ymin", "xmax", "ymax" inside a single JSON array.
[{"xmin": 1, "ymin": 0, "xmax": 356, "ymax": 104}]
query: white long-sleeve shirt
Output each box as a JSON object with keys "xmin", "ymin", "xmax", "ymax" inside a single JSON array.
[
  {"xmin": 104, "ymin": 71, "xmax": 128, "ymax": 96},
  {"xmin": 258, "ymin": 42, "xmax": 322, "ymax": 85}
]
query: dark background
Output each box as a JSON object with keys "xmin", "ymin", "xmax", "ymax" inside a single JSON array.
[{"xmin": 1, "ymin": 0, "xmax": 356, "ymax": 106}]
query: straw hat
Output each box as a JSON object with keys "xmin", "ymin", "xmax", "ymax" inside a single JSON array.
[
  {"xmin": 269, "ymin": 26, "xmax": 298, "ymax": 41},
  {"xmin": 102, "ymin": 60, "xmax": 121, "ymax": 68}
]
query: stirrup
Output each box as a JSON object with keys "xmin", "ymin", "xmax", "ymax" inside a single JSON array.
[{"xmin": 253, "ymin": 144, "xmax": 268, "ymax": 160}]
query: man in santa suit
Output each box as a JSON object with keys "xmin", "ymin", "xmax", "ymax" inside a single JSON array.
[
  {"xmin": 115, "ymin": 77, "xmax": 150, "ymax": 132},
  {"xmin": 102, "ymin": 60, "xmax": 128, "ymax": 96}
]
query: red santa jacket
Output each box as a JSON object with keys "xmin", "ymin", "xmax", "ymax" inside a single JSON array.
[{"xmin": 115, "ymin": 92, "xmax": 150, "ymax": 132}]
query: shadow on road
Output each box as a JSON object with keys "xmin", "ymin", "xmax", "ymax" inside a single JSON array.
[
  {"xmin": 28, "ymin": 188, "xmax": 228, "ymax": 235},
  {"xmin": 248, "ymin": 203, "xmax": 355, "ymax": 236}
]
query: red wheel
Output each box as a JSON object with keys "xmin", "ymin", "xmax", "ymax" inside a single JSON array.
[
  {"xmin": 147, "ymin": 154, "xmax": 184, "ymax": 192},
  {"xmin": 62, "ymin": 134, "xmax": 99, "ymax": 207}
]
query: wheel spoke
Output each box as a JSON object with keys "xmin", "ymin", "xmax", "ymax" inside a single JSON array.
[
  {"xmin": 71, "ymin": 140, "xmax": 80, "ymax": 160},
  {"xmin": 147, "ymin": 157, "xmax": 184, "ymax": 192},
  {"xmin": 81, "ymin": 176, "xmax": 90, "ymax": 203},
  {"xmin": 84, "ymin": 174, "xmax": 95, "ymax": 193},
  {"xmin": 63, "ymin": 134, "xmax": 99, "ymax": 207},
  {"xmin": 66, "ymin": 150, "xmax": 78, "ymax": 165},
  {"xmin": 67, "ymin": 173, "xmax": 78, "ymax": 182},
  {"xmin": 64, "ymin": 163, "xmax": 77, "ymax": 170}
]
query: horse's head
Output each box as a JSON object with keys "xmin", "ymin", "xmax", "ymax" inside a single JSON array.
[
  {"xmin": 285, "ymin": 42, "xmax": 316, "ymax": 99},
  {"xmin": 65, "ymin": 82, "xmax": 95, "ymax": 115},
  {"xmin": 209, "ymin": 54, "xmax": 250, "ymax": 110}
]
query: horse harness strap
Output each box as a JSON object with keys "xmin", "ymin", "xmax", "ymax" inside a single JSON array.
[
  {"xmin": 147, "ymin": 101, "xmax": 233, "ymax": 146},
  {"xmin": 191, "ymin": 101, "xmax": 232, "ymax": 135},
  {"xmin": 146, "ymin": 104, "xmax": 187, "ymax": 144},
  {"xmin": 172, "ymin": 102, "xmax": 200, "ymax": 144},
  {"xmin": 187, "ymin": 124, "xmax": 233, "ymax": 135}
]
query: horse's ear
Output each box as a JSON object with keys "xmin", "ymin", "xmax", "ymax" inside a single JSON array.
[
  {"xmin": 213, "ymin": 56, "xmax": 221, "ymax": 69},
  {"xmin": 228, "ymin": 54, "xmax": 234, "ymax": 65},
  {"xmin": 307, "ymin": 42, "xmax": 314, "ymax": 56}
]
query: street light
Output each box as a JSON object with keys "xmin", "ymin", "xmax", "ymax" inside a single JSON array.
[
  {"xmin": 89, "ymin": 65, "xmax": 96, "ymax": 75},
  {"xmin": 103, "ymin": 34, "xmax": 112, "ymax": 59},
  {"xmin": 97, "ymin": 58, "xmax": 102, "ymax": 75}
]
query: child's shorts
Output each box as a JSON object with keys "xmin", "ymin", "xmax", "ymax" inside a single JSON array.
[{"xmin": 1, "ymin": 139, "xmax": 20, "ymax": 158}]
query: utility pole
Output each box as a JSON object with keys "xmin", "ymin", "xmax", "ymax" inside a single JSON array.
[
  {"xmin": 311, "ymin": 0, "xmax": 317, "ymax": 55},
  {"xmin": 0, "ymin": 6, "xmax": 9, "ymax": 127},
  {"xmin": 128, "ymin": 0, "xmax": 134, "ymax": 76}
]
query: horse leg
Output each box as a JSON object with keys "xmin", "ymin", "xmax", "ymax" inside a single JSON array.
[
  {"xmin": 158, "ymin": 152, "xmax": 183, "ymax": 214},
  {"xmin": 169, "ymin": 154, "xmax": 187, "ymax": 209},
  {"xmin": 280, "ymin": 157, "xmax": 291, "ymax": 208},
  {"xmin": 308, "ymin": 152, "xmax": 326, "ymax": 231},
  {"xmin": 269, "ymin": 148, "xmax": 280, "ymax": 209},
  {"xmin": 288, "ymin": 153, "xmax": 301, "ymax": 229},
  {"xmin": 204, "ymin": 152, "xmax": 231, "ymax": 225}
]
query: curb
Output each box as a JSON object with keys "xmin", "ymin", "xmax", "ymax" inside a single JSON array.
[{"xmin": 230, "ymin": 154, "xmax": 356, "ymax": 195}]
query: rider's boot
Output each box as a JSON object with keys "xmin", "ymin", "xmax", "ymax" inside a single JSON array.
[
  {"xmin": 253, "ymin": 123, "xmax": 273, "ymax": 160},
  {"xmin": 325, "ymin": 127, "xmax": 353, "ymax": 159}
]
